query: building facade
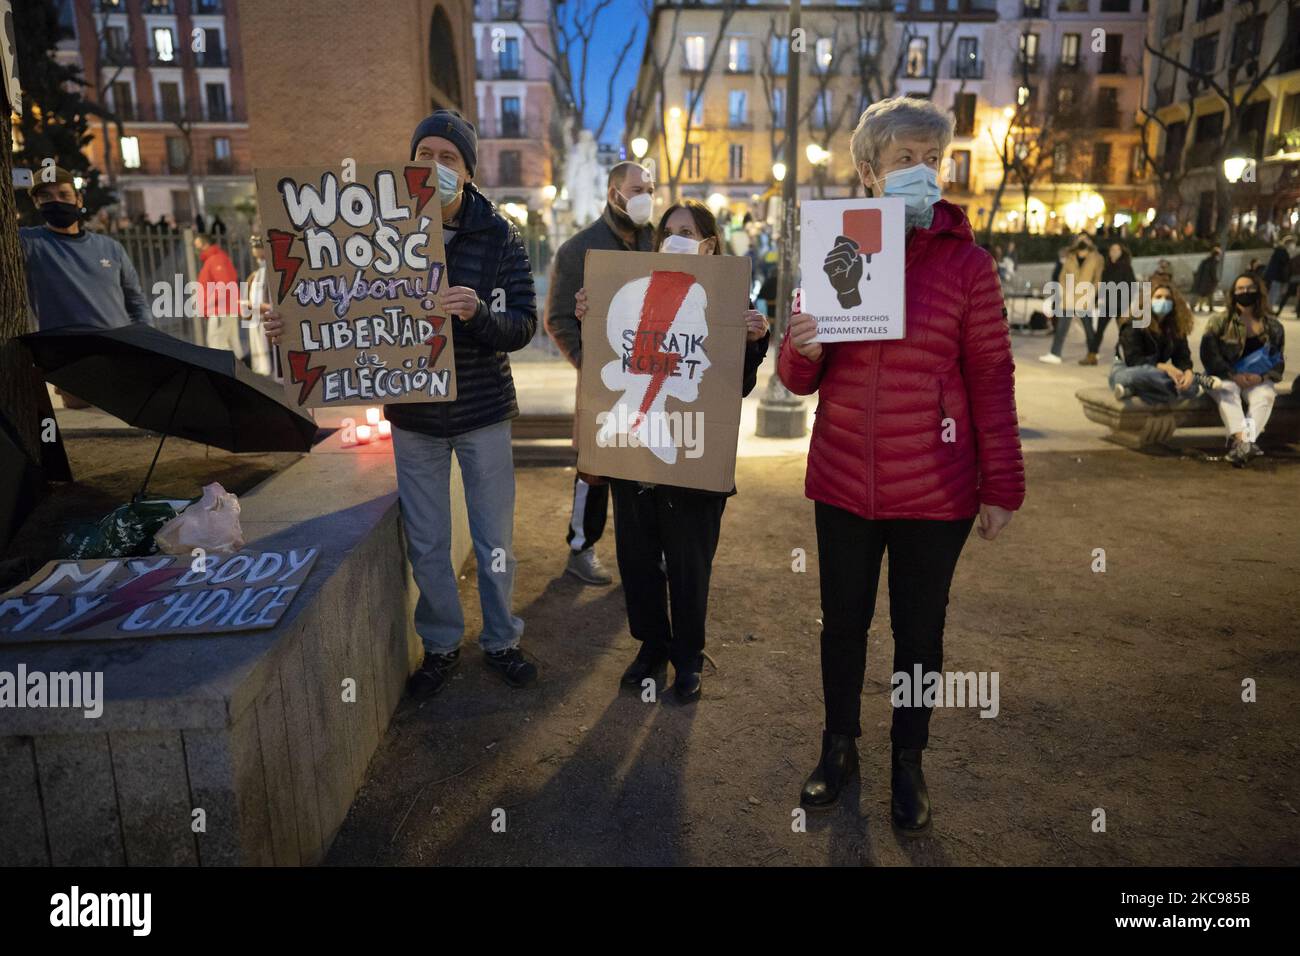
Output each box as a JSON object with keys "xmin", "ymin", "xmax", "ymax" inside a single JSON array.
[
  {"xmin": 1145, "ymin": 0, "xmax": 1300, "ymax": 234},
  {"xmin": 58, "ymin": 0, "xmax": 252, "ymax": 227},
  {"xmin": 471, "ymin": 0, "xmax": 556, "ymax": 228},
  {"xmin": 625, "ymin": 0, "xmax": 1156, "ymax": 234},
  {"xmin": 238, "ymin": 0, "xmax": 476, "ymax": 170}
]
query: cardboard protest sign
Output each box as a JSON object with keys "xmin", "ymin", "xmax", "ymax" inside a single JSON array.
[
  {"xmin": 799, "ymin": 197, "xmax": 906, "ymax": 341},
  {"xmin": 576, "ymin": 250, "xmax": 750, "ymax": 493},
  {"xmin": 0, "ymin": 549, "xmax": 318, "ymax": 643},
  {"xmin": 255, "ymin": 162, "xmax": 455, "ymax": 408}
]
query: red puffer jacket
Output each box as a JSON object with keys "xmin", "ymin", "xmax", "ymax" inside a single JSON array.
[{"xmin": 778, "ymin": 200, "xmax": 1024, "ymax": 521}]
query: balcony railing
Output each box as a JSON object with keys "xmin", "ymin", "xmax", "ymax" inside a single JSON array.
[
  {"xmin": 952, "ymin": 59, "xmax": 984, "ymax": 79},
  {"xmin": 903, "ymin": 59, "xmax": 936, "ymax": 79},
  {"xmin": 494, "ymin": 0, "xmax": 521, "ymax": 19},
  {"xmin": 142, "ymin": 1, "xmax": 176, "ymax": 13},
  {"xmin": 201, "ymin": 103, "xmax": 232, "ymax": 122},
  {"xmin": 1186, "ymin": 140, "xmax": 1218, "ymax": 169},
  {"xmin": 480, "ymin": 118, "xmax": 540, "ymax": 139},
  {"xmin": 207, "ymin": 157, "xmax": 235, "ymax": 175},
  {"xmin": 147, "ymin": 46, "xmax": 181, "ymax": 67},
  {"xmin": 194, "ymin": 48, "xmax": 229, "ymax": 67},
  {"xmin": 1016, "ymin": 54, "xmax": 1040, "ymax": 74},
  {"xmin": 192, "ymin": 0, "xmax": 225, "ymax": 13},
  {"xmin": 1097, "ymin": 54, "xmax": 1130, "ymax": 75}
]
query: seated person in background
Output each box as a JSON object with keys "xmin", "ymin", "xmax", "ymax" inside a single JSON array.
[
  {"xmin": 18, "ymin": 166, "xmax": 148, "ymax": 331},
  {"xmin": 1111, "ymin": 281, "xmax": 1219, "ymax": 404},
  {"xmin": 1200, "ymin": 272, "xmax": 1287, "ymax": 467}
]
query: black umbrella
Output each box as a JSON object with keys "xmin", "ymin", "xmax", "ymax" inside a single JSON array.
[{"xmin": 22, "ymin": 323, "xmax": 318, "ymax": 498}]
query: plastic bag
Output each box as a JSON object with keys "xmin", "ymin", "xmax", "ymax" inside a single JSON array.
[
  {"xmin": 154, "ymin": 482, "xmax": 245, "ymax": 556},
  {"xmin": 1233, "ymin": 347, "xmax": 1282, "ymax": 376},
  {"xmin": 58, "ymin": 500, "xmax": 179, "ymax": 559}
]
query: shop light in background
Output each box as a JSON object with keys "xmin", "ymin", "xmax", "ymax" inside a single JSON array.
[{"xmin": 365, "ymin": 407, "xmax": 380, "ymax": 426}]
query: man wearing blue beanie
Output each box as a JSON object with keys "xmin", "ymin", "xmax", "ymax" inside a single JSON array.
[{"xmin": 263, "ymin": 108, "xmax": 539, "ymax": 697}]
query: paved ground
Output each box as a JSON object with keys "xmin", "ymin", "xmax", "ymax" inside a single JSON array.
[{"xmin": 327, "ymin": 451, "xmax": 1299, "ymax": 867}]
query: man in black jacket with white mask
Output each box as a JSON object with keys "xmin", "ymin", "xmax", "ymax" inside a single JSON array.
[{"xmin": 262, "ymin": 110, "xmax": 539, "ymax": 698}]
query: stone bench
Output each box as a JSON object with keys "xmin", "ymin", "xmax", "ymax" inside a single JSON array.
[
  {"xmin": 0, "ymin": 430, "xmax": 471, "ymax": 866},
  {"xmin": 1076, "ymin": 378, "xmax": 1300, "ymax": 451}
]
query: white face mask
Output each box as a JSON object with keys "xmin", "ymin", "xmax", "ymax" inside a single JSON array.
[
  {"xmin": 660, "ymin": 234, "xmax": 701, "ymax": 255},
  {"xmin": 621, "ymin": 191, "xmax": 654, "ymax": 226}
]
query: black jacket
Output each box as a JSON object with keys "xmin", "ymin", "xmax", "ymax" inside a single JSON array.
[
  {"xmin": 544, "ymin": 207, "xmax": 653, "ymax": 368},
  {"xmin": 1115, "ymin": 321, "xmax": 1191, "ymax": 370},
  {"xmin": 384, "ymin": 184, "xmax": 537, "ymax": 437},
  {"xmin": 1264, "ymin": 245, "xmax": 1293, "ymax": 284},
  {"xmin": 1200, "ymin": 312, "xmax": 1287, "ymax": 383},
  {"xmin": 1193, "ymin": 254, "xmax": 1221, "ymax": 295},
  {"xmin": 1099, "ymin": 258, "xmax": 1137, "ymax": 318}
]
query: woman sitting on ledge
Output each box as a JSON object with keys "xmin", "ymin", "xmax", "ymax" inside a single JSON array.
[{"xmin": 1110, "ymin": 281, "xmax": 1218, "ymax": 404}]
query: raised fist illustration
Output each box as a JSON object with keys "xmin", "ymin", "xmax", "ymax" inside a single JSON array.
[{"xmin": 823, "ymin": 235, "xmax": 864, "ymax": 308}]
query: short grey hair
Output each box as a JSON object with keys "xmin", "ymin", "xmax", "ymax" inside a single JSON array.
[{"xmin": 849, "ymin": 96, "xmax": 955, "ymax": 168}]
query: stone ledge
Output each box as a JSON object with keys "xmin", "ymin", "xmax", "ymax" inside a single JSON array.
[{"xmin": 0, "ymin": 428, "xmax": 471, "ymax": 865}]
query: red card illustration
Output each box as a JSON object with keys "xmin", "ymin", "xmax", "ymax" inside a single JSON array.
[{"xmin": 842, "ymin": 208, "xmax": 882, "ymax": 255}]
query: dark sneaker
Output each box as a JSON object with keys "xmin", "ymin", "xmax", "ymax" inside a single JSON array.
[
  {"xmin": 1246, "ymin": 442, "xmax": 1265, "ymax": 459},
  {"xmin": 1192, "ymin": 371, "xmax": 1221, "ymax": 394},
  {"xmin": 484, "ymin": 646, "xmax": 538, "ymax": 688},
  {"xmin": 1226, "ymin": 441, "xmax": 1250, "ymax": 468},
  {"xmin": 565, "ymin": 547, "xmax": 613, "ymax": 585},
  {"xmin": 409, "ymin": 649, "xmax": 460, "ymax": 701}
]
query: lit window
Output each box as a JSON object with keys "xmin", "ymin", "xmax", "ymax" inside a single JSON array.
[
  {"xmin": 815, "ymin": 38, "xmax": 833, "ymax": 72},
  {"xmin": 684, "ymin": 35, "xmax": 706, "ymax": 71},
  {"xmin": 121, "ymin": 136, "xmax": 141, "ymax": 169},
  {"xmin": 153, "ymin": 27, "xmax": 174, "ymax": 62}
]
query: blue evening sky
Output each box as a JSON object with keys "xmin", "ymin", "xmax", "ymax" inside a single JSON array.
[{"xmin": 574, "ymin": 0, "xmax": 647, "ymax": 148}]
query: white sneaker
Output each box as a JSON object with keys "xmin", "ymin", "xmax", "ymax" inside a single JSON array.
[
  {"xmin": 1038, "ymin": 353, "xmax": 1062, "ymax": 365},
  {"xmin": 1113, "ymin": 383, "xmax": 1129, "ymax": 400}
]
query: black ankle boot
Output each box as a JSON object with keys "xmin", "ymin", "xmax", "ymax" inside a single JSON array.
[
  {"xmin": 800, "ymin": 731, "xmax": 859, "ymax": 809},
  {"xmin": 891, "ymin": 746, "xmax": 931, "ymax": 833}
]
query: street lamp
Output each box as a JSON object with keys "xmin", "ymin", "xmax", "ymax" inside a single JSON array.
[
  {"xmin": 630, "ymin": 137, "xmax": 649, "ymax": 160},
  {"xmin": 1223, "ymin": 153, "xmax": 1252, "ymax": 184},
  {"xmin": 541, "ymin": 183, "xmax": 557, "ymax": 202},
  {"xmin": 757, "ymin": 0, "xmax": 806, "ymax": 439},
  {"xmin": 772, "ymin": 161, "xmax": 787, "ymax": 182}
]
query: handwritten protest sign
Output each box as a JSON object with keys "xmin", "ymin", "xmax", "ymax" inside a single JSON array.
[
  {"xmin": 255, "ymin": 162, "xmax": 455, "ymax": 408},
  {"xmin": 799, "ymin": 197, "xmax": 906, "ymax": 341},
  {"xmin": 0, "ymin": 549, "xmax": 318, "ymax": 643},
  {"xmin": 577, "ymin": 250, "xmax": 750, "ymax": 493}
]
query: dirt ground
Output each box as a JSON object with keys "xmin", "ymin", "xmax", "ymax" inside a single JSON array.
[{"xmin": 328, "ymin": 450, "xmax": 1300, "ymax": 867}]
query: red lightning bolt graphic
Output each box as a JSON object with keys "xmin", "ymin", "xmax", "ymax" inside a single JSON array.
[
  {"xmin": 64, "ymin": 565, "xmax": 188, "ymax": 633},
  {"xmin": 266, "ymin": 228, "xmax": 302, "ymax": 302},
  {"xmin": 423, "ymin": 316, "xmax": 448, "ymax": 365},
  {"xmin": 628, "ymin": 271, "xmax": 695, "ymax": 427},
  {"xmin": 404, "ymin": 166, "xmax": 437, "ymax": 215},
  {"xmin": 287, "ymin": 350, "xmax": 325, "ymax": 405}
]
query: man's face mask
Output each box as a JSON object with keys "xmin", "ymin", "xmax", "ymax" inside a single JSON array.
[
  {"xmin": 37, "ymin": 200, "xmax": 81, "ymax": 229},
  {"xmin": 435, "ymin": 163, "xmax": 461, "ymax": 207},
  {"xmin": 616, "ymin": 190, "xmax": 654, "ymax": 226},
  {"xmin": 661, "ymin": 234, "xmax": 701, "ymax": 255},
  {"xmin": 871, "ymin": 163, "xmax": 941, "ymax": 217}
]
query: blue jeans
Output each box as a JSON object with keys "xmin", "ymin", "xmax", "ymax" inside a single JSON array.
[
  {"xmin": 392, "ymin": 420, "xmax": 523, "ymax": 655},
  {"xmin": 1108, "ymin": 363, "xmax": 1197, "ymax": 404}
]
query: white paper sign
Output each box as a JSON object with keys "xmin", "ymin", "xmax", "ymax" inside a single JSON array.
[{"xmin": 799, "ymin": 197, "xmax": 906, "ymax": 341}]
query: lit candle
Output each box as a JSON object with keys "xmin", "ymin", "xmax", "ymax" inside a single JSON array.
[
  {"xmin": 365, "ymin": 407, "xmax": 381, "ymax": 426},
  {"xmin": 356, "ymin": 424, "xmax": 373, "ymax": 444},
  {"xmin": 377, "ymin": 420, "xmax": 392, "ymax": 439}
]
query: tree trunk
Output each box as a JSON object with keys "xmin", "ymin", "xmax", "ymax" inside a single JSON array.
[
  {"xmin": 983, "ymin": 174, "xmax": 1010, "ymax": 246},
  {"xmin": 0, "ymin": 105, "xmax": 42, "ymax": 463}
]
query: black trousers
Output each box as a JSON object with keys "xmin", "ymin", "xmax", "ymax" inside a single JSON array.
[
  {"xmin": 815, "ymin": 502, "xmax": 974, "ymax": 749},
  {"xmin": 1083, "ymin": 314, "xmax": 1113, "ymax": 354},
  {"xmin": 565, "ymin": 475, "xmax": 609, "ymax": 553},
  {"xmin": 610, "ymin": 479, "xmax": 726, "ymax": 672}
]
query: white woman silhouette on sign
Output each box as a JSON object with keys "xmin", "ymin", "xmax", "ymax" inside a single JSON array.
[{"xmin": 596, "ymin": 270, "xmax": 712, "ymax": 464}]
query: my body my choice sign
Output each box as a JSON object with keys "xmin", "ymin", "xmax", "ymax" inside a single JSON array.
[
  {"xmin": 0, "ymin": 549, "xmax": 318, "ymax": 642},
  {"xmin": 255, "ymin": 162, "xmax": 456, "ymax": 408}
]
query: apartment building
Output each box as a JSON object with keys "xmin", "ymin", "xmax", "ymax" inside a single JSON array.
[
  {"xmin": 1145, "ymin": 0, "xmax": 1300, "ymax": 233},
  {"xmin": 58, "ymin": 0, "xmax": 251, "ymax": 226},
  {"xmin": 472, "ymin": 0, "xmax": 556, "ymax": 225}
]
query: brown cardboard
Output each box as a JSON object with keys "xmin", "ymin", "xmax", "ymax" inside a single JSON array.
[
  {"xmin": 254, "ymin": 162, "xmax": 455, "ymax": 408},
  {"xmin": 0, "ymin": 549, "xmax": 319, "ymax": 643},
  {"xmin": 576, "ymin": 250, "xmax": 751, "ymax": 493}
]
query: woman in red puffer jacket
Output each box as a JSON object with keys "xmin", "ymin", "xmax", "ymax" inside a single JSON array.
[{"xmin": 779, "ymin": 96, "xmax": 1024, "ymax": 833}]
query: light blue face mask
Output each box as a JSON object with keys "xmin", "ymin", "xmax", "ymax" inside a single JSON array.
[
  {"xmin": 1151, "ymin": 297, "xmax": 1173, "ymax": 316},
  {"xmin": 876, "ymin": 163, "xmax": 941, "ymax": 218},
  {"xmin": 435, "ymin": 162, "xmax": 461, "ymax": 207}
]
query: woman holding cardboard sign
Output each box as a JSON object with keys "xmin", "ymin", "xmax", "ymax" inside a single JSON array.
[
  {"xmin": 779, "ymin": 97, "xmax": 1024, "ymax": 832},
  {"xmin": 574, "ymin": 200, "xmax": 769, "ymax": 703}
]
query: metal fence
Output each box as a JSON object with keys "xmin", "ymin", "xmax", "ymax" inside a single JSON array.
[{"xmin": 109, "ymin": 226, "xmax": 570, "ymax": 358}]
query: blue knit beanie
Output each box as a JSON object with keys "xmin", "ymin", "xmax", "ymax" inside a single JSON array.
[{"xmin": 410, "ymin": 109, "xmax": 478, "ymax": 176}]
